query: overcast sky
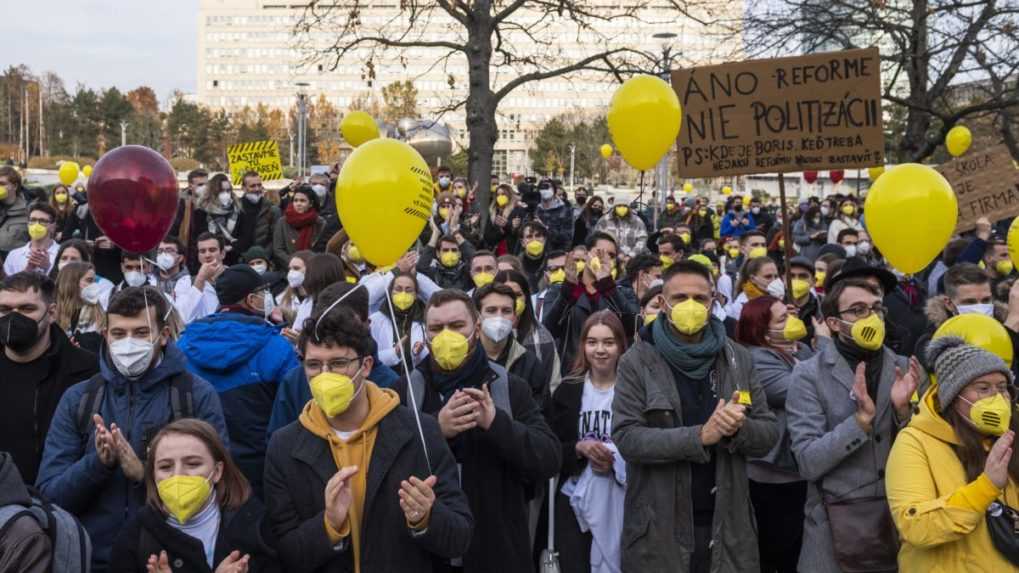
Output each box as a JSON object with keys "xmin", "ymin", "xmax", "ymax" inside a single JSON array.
[{"xmin": 2, "ymin": 0, "xmax": 198, "ymax": 105}]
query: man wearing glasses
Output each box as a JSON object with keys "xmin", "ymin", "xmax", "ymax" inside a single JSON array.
[
  {"xmin": 786, "ymin": 274, "xmax": 925, "ymax": 573},
  {"xmin": 3, "ymin": 202, "xmax": 59, "ymax": 276}
]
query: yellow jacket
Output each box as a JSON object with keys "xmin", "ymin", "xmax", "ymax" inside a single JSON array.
[{"xmin": 886, "ymin": 387, "xmax": 1019, "ymax": 572}]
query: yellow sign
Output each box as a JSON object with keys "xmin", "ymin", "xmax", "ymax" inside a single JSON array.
[{"xmin": 227, "ymin": 140, "xmax": 282, "ymax": 185}]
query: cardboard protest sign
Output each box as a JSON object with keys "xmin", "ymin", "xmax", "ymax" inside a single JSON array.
[
  {"xmin": 228, "ymin": 140, "xmax": 283, "ymax": 185},
  {"xmin": 671, "ymin": 47, "xmax": 884, "ymax": 177},
  {"xmin": 935, "ymin": 144, "xmax": 1019, "ymax": 232}
]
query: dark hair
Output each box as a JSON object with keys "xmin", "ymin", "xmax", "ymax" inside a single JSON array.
[
  {"xmin": 313, "ymin": 282, "xmax": 369, "ymax": 323},
  {"xmin": 0, "ymin": 271, "xmax": 56, "ymax": 305},
  {"xmin": 943, "ymin": 404, "xmax": 1019, "ymax": 483},
  {"xmin": 437, "ymin": 234, "xmax": 460, "ymax": 249},
  {"xmin": 144, "ymin": 419, "xmax": 250, "ymax": 514},
  {"xmin": 585, "ymin": 231, "xmax": 617, "ymax": 251},
  {"xmin": 943, "ymin": 238, "xmax": 970, "ymax": 266},
  {"xmin": 425, "ymin": 289, "xmax": 477, "ymax": 323},
  {"xmin": 736, "ymin": 256, "xmax": 777, "ymax": 295},
  {"xmin": 739, "ymin": 230, "xmax": 766, "ymax": 246},
  {"xmin": 984, "ymin": 239, "xmax": 1007, "ymax": 259},
  {"xmin": 473, "ymin": 282, "xmax": 518, "ymax": 310},
  {"xmin": 944, "ymin": 262, "xmax": 991, "ymax": 299},
  {"xmin": 195, "ymin": 232, "xmax": 225, "ymax": 251},
  {"xmin": 241, "ymin": 170, "xmax": 261, "ymax": 187},
  {"xmin": 662, "ymin": 259, "xmax": 712, "ymax": 286},
  {"xmin": 821, "ymin": 277, "xmax": 880, "ymax": 320},
  {"xmin": 107, "ymin": 286, "xmax": 169, "ymax": 328},
  {"xmin": 299, "ymin": 303, "xmax": 373, "ymax": 356},
  {"xmin": 570, "ymin": 310, "xmax": 627, "ymax": 377},
  {"xmin": 497, "ymin": 254, "xmax": 523, "ymax": 273},
  {"xmin": 0, "ymin": 165, "xmax": 22, "ymax": 188},
  {"xmin": 388, "ymin": 270, "xmax": 424, "ymax": 323},
  {"xmin": 28, "ymin": 202, "xmax": 58, "ymax": 223},
  {"xmin": 545, "ymin": 249, "xmax": 567, "ymax": 262},
  {"xmin": 186, "ymin": 169, "xmax": 208, "ymax": 184},
  {"xmin": 470, "ymin": 249, "xmax": 496, "ymax": 265},
  {"xmin": 836, "ymin": 228, "xmax": 860, "ymax": 244},
  {"xmin": 52, "ymin": 239, "xmax": 94, "ymax": 278},
  {"xmin": 304, "ymin": 253, "xmax": 345, "ymax": 301},
  {"xmin": 494, "ymin": 269, "xmax": 537, "ymax": 338},
  {"xmin": 521, "ymin": 220, "xmax": 547, "ymax": 238},
  {"xmin": 291, "ymin": 185, "xmax": 319, "ymax": 212},
  {"xmin": 735, "ymin": 295, "xmax": 793, "ymax": 360},
  {"xmin": 626, "ymin": 254, "xmax": 660, "ymax": 284},
  {"xmin": 159, "ymin": 235, "xmax": 186, "ymax": 256},
  {"xmin": 207, "ymin": 173, "xmax": 231, "ymax": 195},
  {"xmin": 657, "ymin": 234, "xmax": 686, "ymax": 255},
  {"xmin": 640, "ymin": 284, "xmax": 663, "ymax": 308}
]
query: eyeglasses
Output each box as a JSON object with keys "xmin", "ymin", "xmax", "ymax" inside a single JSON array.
[
  {"xmin": 28, "ymin": 217, "xmax": 52, "ymax": 225},
  {"xmin": 304, "ymin": 356, "xmax": 363, "ymax": 375},
  {"xmin": 837, "ymin": 303, "xmax": 887, "ymax": 320}
]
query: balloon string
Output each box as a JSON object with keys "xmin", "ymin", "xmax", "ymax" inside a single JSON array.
[{"xmin": 383, "ymin": 283, "xmax": 433, "ymax": 475}]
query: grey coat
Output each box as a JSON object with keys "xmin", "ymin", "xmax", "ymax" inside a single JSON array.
[
  {"xmin": 0, "ymin": 192, "xmax": 29, "ymax": 254},
  {"xmin": 792, "ymin": 217, "xmax": 827, "ymax": 262},
  {"xmin": 612, "ymin": 336, "xmax": 779, "ymax": 573},
  {"xmin": 271, "ymin": 215, "xmax": 324, "ymax": 269},
  {"xmin": 786, "ymin": 341, "xmax": 915, "ymax": 573}
]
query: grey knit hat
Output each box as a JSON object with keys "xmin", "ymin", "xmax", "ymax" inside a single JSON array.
[{"xmin": 926, "ymin": 336, "xmax": 1014, "ymax": 411}]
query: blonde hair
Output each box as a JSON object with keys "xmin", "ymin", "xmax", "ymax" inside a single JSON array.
[{"xmin": 55, "ymin": 262, "xmax": 102, "ymax": 332}]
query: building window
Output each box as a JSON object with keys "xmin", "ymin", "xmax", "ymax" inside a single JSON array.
[{"xmin": 212, "ymin": 80, "xmax": 219, "ymax": 87}]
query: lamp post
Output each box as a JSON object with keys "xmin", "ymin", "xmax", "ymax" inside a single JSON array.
[
  {"xmin": 569, "ymin": 143, "xmax": 576, "ymax": 192},
  {"xmin": 295, "ymin": 82, "xmax": 310, "ymax": 178},
  {"xmin": 651, "ymin": 32, "xmax": 678, "ymax": 229}
]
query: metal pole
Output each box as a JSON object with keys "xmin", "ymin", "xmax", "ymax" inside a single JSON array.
[
  {"xmin": 120, "ymin": 121, "xmax": 128, "ymax": 147},
  {"xmin": 569, "ymin": 144, "xmax": 575, "ymax": 191},
  {"xmin": 779, "ymin": 172, "xmax": 793, "ymax": 296}
]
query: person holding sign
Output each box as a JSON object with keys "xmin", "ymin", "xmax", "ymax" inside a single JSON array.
[{"xmin": 612, "ymin": 260, "xmax": 777, "ymax": 573}]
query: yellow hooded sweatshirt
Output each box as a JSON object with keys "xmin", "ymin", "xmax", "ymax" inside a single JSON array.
[
  {"xmin": 886, "ymin": 386, "xmax": 1019, "ymax": 572},
  {"xmin": 299, "ymin": 381, "xmax": 400, "ymax": 573}
]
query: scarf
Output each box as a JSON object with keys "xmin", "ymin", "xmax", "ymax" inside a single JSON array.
[
  {"xmin": 652, "ymin": 315, "xmax": 726, "ymax": 380},
  {"xmin": 834, "ymin": 335, "xmax": 885, "ymax": 401},
  {"xmin": 204, "ymin": 200, "xmax": 238, "ymax": 242},
  {"xmin": 285, "ymin": 203, "xmax": 319, "ymax": 251},
  {"xmin": 422, "ymin": 342, "xmax": 490, "ymax": 400},
  {"xmin": 743, "ymin": 280, "xmax": 766, "ymax": 300}
]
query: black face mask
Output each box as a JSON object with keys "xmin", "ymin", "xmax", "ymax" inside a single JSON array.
[
  {"xmin": 0, "ymin": 312, "xmax": 44, "ymax": 353},
  {"xmin": 734, "ymin": 204, "xmax": 743, "ymax": 212},
  {"xmin": 576, "ymin": 196, "xmax": 587, "ymax": 206},
  {"xmin": 590, "ymin": 208, "xmax": 603, "ymax": 218}
]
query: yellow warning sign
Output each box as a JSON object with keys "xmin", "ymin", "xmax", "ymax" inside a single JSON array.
[{"xmin": 227, "ymin": 140, "xmax": 283, "ymax": 185}]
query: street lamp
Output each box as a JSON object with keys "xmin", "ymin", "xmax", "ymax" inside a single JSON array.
[{"xmin": 295, "ymin": 82, "xmax": 310, "ymax": 178}]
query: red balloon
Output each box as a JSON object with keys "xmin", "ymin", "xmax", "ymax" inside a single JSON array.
[
  {"xmin": 88, "ymin": 145, "xmax": 179, "ymax": 253},
  {"xmin": 829, "ymin": 169, "xmax": 845, "ymax": 184},
  {"xmin": 803, "ymin": 170, "xmax": 818, "ymax": 184}
]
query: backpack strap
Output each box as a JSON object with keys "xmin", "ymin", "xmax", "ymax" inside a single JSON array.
[
  {"xmin": 75, "ymin": 374, "xmax": 108, "ymax": 436},
  {"xmin": 168, "ymin": 371, "xmax": 195, "ymax": 420}
]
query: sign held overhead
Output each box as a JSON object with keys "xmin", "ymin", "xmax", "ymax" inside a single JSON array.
[{"xmin": 936, "ymin": 144, "xmax": 1019, "ymax": 233}]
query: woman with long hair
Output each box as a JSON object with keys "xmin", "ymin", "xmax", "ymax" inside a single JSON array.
[
  {"xmin": 726, "ymin": 255, "xmax": 780, "ymax": 321},
  {"xmin": 495, "ymin": 268, "xmax": 561, "ymax": 401},
  {"xmin": 735, "ymin": 296, "xmax": 819, "ymax": 573},
  {"xmin": 573, "ymin": 195, "xmax": 605, "ymax": 248},
  {"xmin": 110, "ymin": 419, "xmax": 278, "ymax": 573},
  {"xmin": 55, "ymin": 261, "xmax": 106, "ymax": 353},
  {"xmin": 483, "ymin": 183, "xmax": 527, "ymax": 253},
  {"xmin": 49, "ymin": 184, "xmax": 73, "ymax": 240},
  {"xmin": 271, "ymin": 186, "xmax": 324, "ymax": 270},
  {"xmin": 275, "ymin": 250, "xmax": 313, "ymax": 327},
  {"xmin": 886, "ymin": 337, "xmax": 1019, "ymax": 572},
  {"xmin": 370, "ymin": 270, "xmax": 429, "ymax": 374},
  {"xmin": 50, "ymin": 238, "xmax": 94, "ymax": 281},
  {"xmin": 286, "ymin": 252, "xmax": 344, "ymax": 336},
  {"xmin": 542, "ymin": 310, "xmax": 628, "ymax": 573},
  {"xmin": 191, "ymin": 174, "xmax": 240, "ymax": 268}
]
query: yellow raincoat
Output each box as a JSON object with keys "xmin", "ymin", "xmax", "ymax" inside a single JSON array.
[{"xmin": 886, "ymin": 387, "xmax": 1019, "ymax": 572}]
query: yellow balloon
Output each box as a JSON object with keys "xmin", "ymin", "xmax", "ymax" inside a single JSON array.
[
  {"xmin": 83, "ymin": 165, "xmax": 93, "ymax": 178},
  {"xmin": 58, "ymin": 161, "xmax": 80, "ymax": 186},
  {"xmin": 865, "ymin": 163, "xmax": 957, "ymax": 274},
  {"xmin": 722, "ymin": 186, "xmax": 733, "ymax": 196},
  {"xmin": 934, "ymin": 314, "xmax": 1013, "ymax": 366},
  {"xmin": 742, "ymin": 194, "xmax": 752, "ymax": 206},
  {"xmin": 945, "ymin": 125, "xmax": 972, "ymax": 157},
  {"xmin": 340, "ymin": 111, "xmax": 380, "ymax": 147},
  {"xmin": 682, "ymin": 182, "xmax": 693, "ymax": 194},
  {"xmin": 599, "ymin": 144, "xmax": 612, "ymax": 159},
  {"xmin": 867, "ymin": 166, "xmax": 884, "ymax": 181},
  {"xmin": 607, "ymin": 75, "xmax": 681, "ymax": 171},
  {"xmin": 335, "ymin": 139, "xmax": 433, "ymax": 266},
  {"xmin": 1007, "ymin": 217, "xmax": 1019, "ymax": 269}
]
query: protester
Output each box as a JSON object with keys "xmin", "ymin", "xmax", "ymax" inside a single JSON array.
[
  {"xmin": 519, "ymin": 220, "xmax": 550, "ymax": 291},
  {"xmin": 792, "ymin": 203, "xmax": 828, "ymax": 261},
  {"xmin": 190, "ymin": 174, "xmax": 241, "ymax": 269},
  {"xmin": 0, "ymin": 165, "xmax": 31, "ymax": 257},
  {"xmin": 370, "ymin": 270, "xmax": 429, "ymax": 374},
  {"xmin": 276, "ymin": 250, "xmax": 312, "ymax": 326},
  {"xmin": 242, "ymin": 245, "xmax": 273, "ymax": 274},
  {"xmin": 233, "ymin": 172, "xmax": 280, "ymax": 261},
  {"xmin": 402, "ymin": 288, "xmax": 560, "ymax": 572},
  {"xmin": 3, "ymin": 202, "xmax": 59, "ymax": 276},
  {"xmin": 788, "ymin": 255, "xmax": 822, "ymax": 342},
  {"xmin": 178, "ymin": 264, "xmax": 300, "ymax": 499},
  {"xmin": 494, "ymin": 269, "xmax": 562, "ymax": 400},
  {"xmin": 573, "ymin": 195, "xmax": 604, "ymax": 248},
  {"xmin": 886, "ymin": 337, "xmax": 1019, "ymax": 572},
  {"xmin": 55, "ymin": 261, "xmax": 106, "ymax": 352},
  {"xmin": 288, "ymin": 251, "xmax": 345, "ymax": 334},
  {"xmin": 612, "ymin": 260, "xmax": 778, "ymax": 572},
  {"xmin": 154, "ymin": 236, "xmax": 217, "ymax": 324},
  {"xmin": 786, "ymin": 277, "xmax": 924, "ymax": 573},
  {"xmin": 725, "ymin": 255, "xmax": 782, "ymax": 321},
  {"xmin": 468, "ymin": 249, "xmax": 498, "ymax": 290},
  {"xmin": 593, "ymin": 200, "xmax": 647, "ymax": 258},
  {"xmin": 109, "ymin": 419, "xmax": 279, "ymax": 573},
  {"xmin": 836, "ymin": 228, "xmax": 860, "ymax": 257},
  {"xmin": 736, "ymin": 296, "xmax": 821, "ymax": 573},
  {"xmin": 264, "ymin": 303, "xmax": 472, "ymax": 571},
  {"xmin": 272, "ymin": 185, "xmax": 324, "ymax": 269},
  {"xmin": 826, "ymin": 198, "xmax": 864, "ymax": 245},
  {"xmin": 49, "ymin": 184, "xmax": 72, "ymax": 240},
  {"xmin": 720, "ymin": 197, "xmax": 756, "ymax": 239},
  {"xmin": 37, "ymin": 286, "xmax": 228, "ymax": 571},
  {"xmin": 418, "ymin": 226, "xmax": 476, "ymax": 291},
  {"xmin": 534, "ymin": 180, "xmax": 574, "ymax": 251},
  {"xmin": 533, "ymin": 249, "xmax": 567, "ymax": 324},
  {"xmin": 0, "ymin": 272, "xmax": 98, "ymax": 485},
  {"xmin": 484, "ymin": 183, "xmax": 526, "ymax": 253}
]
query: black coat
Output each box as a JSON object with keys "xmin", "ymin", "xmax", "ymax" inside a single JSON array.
[
  {"xmin": 0, "ymin": 325, "xmax": 98, "ymax": 484},
  {"xmin": 263, "ymin": 405, "xmax": 473, "ymax": 573},
  {"xmin": 109, "ymin": 498, "xmax": 280, "ymax": 573},
  {"xmin": 542, "ymin": 280, "xmax": 638, "ymax": 375}
]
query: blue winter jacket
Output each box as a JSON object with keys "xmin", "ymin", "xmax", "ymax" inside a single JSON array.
[
  {"xmin": 178, "ymin": 311, "xmax": 299, "ymax": 499},
  {"xmin": 266, "ymin": 358, "xmax": 399, "ymax": 437},
  {"xmin": 36, "ymin": 341, "xmax": 227, "ymax": 572}
]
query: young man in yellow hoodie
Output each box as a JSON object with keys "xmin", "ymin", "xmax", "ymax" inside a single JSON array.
[{"xmin": 264, "ymin": 304, "xmax": 473, "ymax": 572}]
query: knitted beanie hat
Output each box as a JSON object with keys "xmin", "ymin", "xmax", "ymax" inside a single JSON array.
[{"xmin": 926, "ymin": 336, "xmax": 1014, "ymax": 411}]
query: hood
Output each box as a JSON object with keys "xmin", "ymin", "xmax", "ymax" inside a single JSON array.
[
  {"xmin": 925, "ymin": 295, "xmax": 1009, "ymax": 327},
  {"xmin": 178, "ymin": 312, "xmax": 278, "ymax": 371},
  {"xmin": 0, "ymin": 453, "xmax": 31, "ymax": 506},
  {"xmin": 908, "ymin": 385, "xmax": 961, "ymax": 446},
  {"xmin": 299, "ymin": 381, "xmax": 400, "ymax": 442},
  {"xmin": 99, "ymin": 339, "xmax": 189, "ymax": 391}
]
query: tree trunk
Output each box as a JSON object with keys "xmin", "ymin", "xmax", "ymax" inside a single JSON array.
[
  {"xmin": 897, "ymin": 0, "xmax": 931, "ymax": 162},
  {"xmin": 466, "ymin": 1, "xmax": 497, "ymax": 232}
]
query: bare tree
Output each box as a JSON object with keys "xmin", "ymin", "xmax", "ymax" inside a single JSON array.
[
  {"xmin": 740, "ymin": 0, "xmax": 1019, "ymax": 163},
  {"xmin": 294, "ymin": 0, "xmax": 724, "ymax": 223}
]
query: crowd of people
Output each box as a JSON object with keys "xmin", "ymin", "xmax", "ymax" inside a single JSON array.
[{"xmin": 0, "ymin": 159, "xmax": 1018, "ymax": 573}]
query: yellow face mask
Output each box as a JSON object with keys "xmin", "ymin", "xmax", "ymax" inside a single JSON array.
[
  {"xmin": 0, "ymin": 185, "xmax": 7, "ymax": 200},
  {"xmin": 668, "ymin": 299, "xmax": 709, "ymax": 335},
  {"xmin": 815, "ymin": 271, "xmax": 827, "ymax": 286},
  {"xmin": 430, "ymin": 328, "xmax": 471, "ymax": 371},
  {"xmin": 28, "ymin": 223, "xmax": 47, "ymax": 241},
  {"xmin": 472, "ymin": 272, "xmax": 494, "ymax": 288},
  {"xmin": 440, "ymin": 251, "xmax": 461, "ymax": 268},
  {"xmin": 726, "ymin": 247, "xmax": 740, "ymax": 259},
  {"xmin": 515, "ymin": 296, "xmax": 526, "ymax": 317},
  {"xmin": 666, "ymin": 203, "xmax": 678, "ymax": 213},
  {"xmin": 698, "ymin": 208, "xmax": 708, "ymax": 217},
  {"xmin": 496, "ymin": 195, "xmax": 509, "ymax": 207},
  {"xmin": 614, "ymin": 205, "xmax": 629, "ymax": 218},
  {"xmin": 678, "ymin": 232, "xmax": 691, "ymax": 245},
  {"xmin": 575, "ymin": 260, "xmax": 586, "ymax": 274},
  {"xmin": 841, "ymin": 204, "xmax": 856, "ymax": 216},
  {"xmin": 157, "ymin": 474, "xmax": 213, "ymax": 524},
  {"xmin": 392, "ymin": 291, "xmax": 415, "ymax": 311},
  {"xmin": 438, "ymin": 207, "xmax": 450, "ymax": 220},
  {"xmin": 845, "ymin": 313, "xmax": 885, "ymax": 351},
  {"xmin": 783, "ymin": 315, "xmax": 808, "ymax": 341},
  {"xmin": 347, "ymin": 244, "xmax": 363, "ymax": 263},
  {"xmin": 310, "ymin": 370, "xmax": 362, "ymax": 417},
  {"xmin": 660, "ymin": 255, "xmax": 674, "ymax": 269},
  {"xmin": 643, "ymin": 312, "xmax": 658, "ymax": 326},
  {"xmin": 961, "ymin": 393, "xmax": 1013, "ymax": 436},
  {"xmin": 996, "ymin": 260, "xmax": 1014, "ymax": 276},
  {"xmin": 525, "ymin": 240, "xmax": 545, "ymax": 258},
  {"xmin": 791, "ymin": 279, "xmax": 811, "ymax": 300},
  {"xmin": 55, "ymin": 192, "xmax": 68, "ymax": 205},
  {"xmin": 548, "ymin": 269, "xmax": 566, "ymax": 285},
  {"xmin": 345, "ymin": 275, "xmax": 357, "ymax": 284},
  {"xmin": 743, "ymin": 281, "xmax": 766, "ymax": 300},
  {"xmin": 748, "ymin": 246, "xmax": 767, "ymax": 259}
]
